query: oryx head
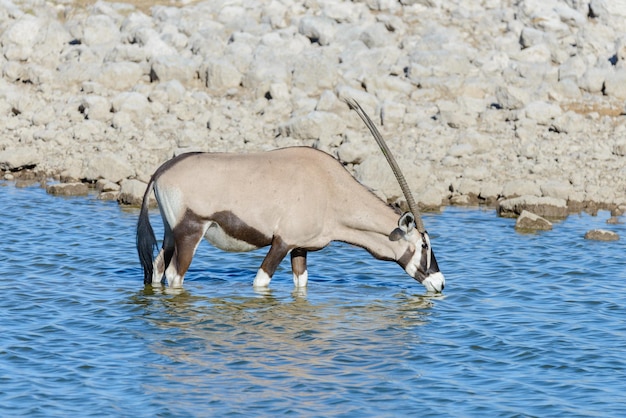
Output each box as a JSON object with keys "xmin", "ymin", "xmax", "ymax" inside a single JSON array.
[
  {"xmin": 346, "ymin": 98, "xmax": 445, "ymax": 293},
  {"xmin": 390, "ymin": 212, "xmax": 445, "ymax": 293}
]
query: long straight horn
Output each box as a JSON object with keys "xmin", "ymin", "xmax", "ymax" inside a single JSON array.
[{"xmin": 345, "ymin": 98, "xmax": 425, "ymax": 233}]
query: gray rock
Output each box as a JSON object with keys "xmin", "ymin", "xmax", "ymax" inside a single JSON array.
[
  {"xmin": 118, "ymin": 178, "xmax": 152, "ymax": 207},
  {"xmin": 497, "ymin": 195, "xmax": 569, "ymax": 219},
  {"xmin": 95, "ymin": 179, "xmax": 120, "ymax": 192},
  {"xmin": 46, "ymin": 182, "xmax": 89, "ymax": 196},
  {"xmin": 515, "ymin": 210, "xmax": 553, "ymax": 231},
  {"xmin": 584, "ymin": 229, "xmax": 619, "ymax": 241},
  {"xmin": 97, "ymin": 191, "xmax": 119, "ymax": 201}
]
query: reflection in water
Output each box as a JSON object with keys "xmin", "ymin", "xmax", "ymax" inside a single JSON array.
[{"xmin": 129, "ymin": 283, "xmax": 433, "ymax": 414}]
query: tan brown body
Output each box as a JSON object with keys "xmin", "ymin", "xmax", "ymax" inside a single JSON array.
[{"xmin": 136, "ymin": 147, "xmax": 445, "ymax": 291}]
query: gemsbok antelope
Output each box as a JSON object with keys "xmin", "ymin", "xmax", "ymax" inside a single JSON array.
[{"xmin": 136, "ymin": 99, "xmax": 445, "ymax": 293}]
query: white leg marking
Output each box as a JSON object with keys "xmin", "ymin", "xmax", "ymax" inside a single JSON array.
[
  {"xmin": 152, "ymin": 250, "xmax": 165, "ymax": 284},
  {"xmin": 165, "ymin": 263, "xmax": 184, "ymax": 288},
  {"xmin": 293, "ymin": 270, "xmax": 308, "ymax": 288},
  {"xmin": 253, "ymin": 269, "xmax": 272, "ymax": 287}
]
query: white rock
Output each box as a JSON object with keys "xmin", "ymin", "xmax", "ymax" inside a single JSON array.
[
  {"xmin": 558, "ymin": 56, "xmax": 587, "ymax": 81},
  {"xmin": 479, "ymin": 182, "xmax": 502, "ymax": 201},
  {"xmin": 540, "ymin": 180, "xmax": 575, "ymax": 201},
  {"xmin": 589, "ymin": 0, "xmax": 626, "ymax": 19},
  {"xmin": 291, "ymin": 50, "xmax": 337, "ymax": 93},
  {"xmin": 0, "ymin": 147, "xmax": 41, "ymax": 170},
  {"xmin": 152, "ymin": 80, "xmax": 186, "ymax": 104},
  {"xmin": 111, "ymin": 92, "xmax": 151, "ymax": 126},
  {"xmin": 151, "ymin": 55, "xmax": 198, "ymax": 84},
  {"xmin": 118, "ymin": 178, "xmax": 151, "ymax": 206},
  {"xmin": 519, "ymin": 27, "xmax": 546, "ymax": 49},
  {"xmin": 446, "ymin": 143, "xmax": 474, "ymax": 158},
  {"xmin": 613, "ymin": 140, "xmax": 626, "ymax": 156},
  {"xmin": 279, "ymin": 111, "xmax": 346, "ymax": 140},
  {"xmin": 132, "ymin": 27, "xmax": 179, "ymax": 58},
  {"xmin": 360, "ymin": 23, "xmax": 392, "ymax": 48},
  {"xmin": 80, "ymin": 95, "xmax": 111, "ymax": 122},
  {"xmin": 203, "ymin": 58, "xmax": 242, "ymax": 90},
  {"xmin": 1, "ymin": 15, "xmax": 43, "ymax": 61},
  {"xmin": 83, "ymin": 153, "xmax": 134, "ymax": 183},
  {"xmin": 298, "ymin": 16, "xmax": 336, "ymax": 46},
  {"xmin": 578, "ymin": 67, "xmax": 608, "ymax": 93},
  {"xmin": 502, "ymin": 179, "xmax": 541, "ymax": 198},
  {"xmin": 604, "ymin": 69, "xmax": 626, "ymax": 99},
  {"xmin": 337, "ymin": 140, "xmax": 368, "ymax": 164},
  {"xmin": 97, "ymin": 62, "xmax": 144, "ymax": 91},
  {"xmin": 495, "ymin": 85, "xmax": 531, "ymax": 110},
  {"xmin": 523, "ymin": 101, "xmax": 562, "ymax": 125},
  {"xmin": 83, "ymin": 14, "xmax": 120, "ymax": 46}
]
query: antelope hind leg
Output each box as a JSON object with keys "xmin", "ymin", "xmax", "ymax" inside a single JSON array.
[
  {"xmin": 291, "ymin": 248, "xmax": 308, "ymax": 287},
  {"xmin": 153, "ymin": 226, "xmax": 175, "ymax": 285},
  {"xmin": 165, "ymin": 216, "xmax": 206, "ymax": 288},
  {"xmin": 152, "ymin": 249, "xmax": 166, "ymax": 284}
]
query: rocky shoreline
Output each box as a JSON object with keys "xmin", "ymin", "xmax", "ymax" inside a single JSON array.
[{"xmin": 1, "ymin": 0, "xmax": 625, "ymax": 227}]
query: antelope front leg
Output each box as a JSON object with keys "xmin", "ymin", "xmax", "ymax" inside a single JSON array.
[
  {"xmin": 291, "ymin": 248, "xmax": 308, "ymax": 287},
  {"xmin": 253, "ymin": 237, "xmax": 290, "ymax": 287}
]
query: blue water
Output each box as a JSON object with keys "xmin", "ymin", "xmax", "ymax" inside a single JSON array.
[{"xmin": 1, "ymin": 182, "xmax": 625, "ymax": 417}]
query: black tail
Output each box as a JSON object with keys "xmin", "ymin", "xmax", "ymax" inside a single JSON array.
[{"xmin": 136, "ymin": 179, "xmax": 158, "ymax": 285}]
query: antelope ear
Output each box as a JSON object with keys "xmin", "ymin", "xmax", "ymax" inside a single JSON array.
[
  {"xmin": 389, "ymin": 212, "xmax": 416, "ymax": 241},
  {"xmin": 389, "ymin": 228, "xmax": 404, "ymax": 241},
  {"xmin": 398, "ymin": 212, "xmax": 416, "ymax": 233}
]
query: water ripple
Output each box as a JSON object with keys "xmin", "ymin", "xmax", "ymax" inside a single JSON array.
[{"xmin": 1, "ymin": 183, "xmax": 625, "ymax": 416}]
